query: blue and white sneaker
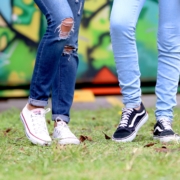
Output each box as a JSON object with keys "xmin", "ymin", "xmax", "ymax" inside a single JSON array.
[
  {"xmin": 153, "ymin": 119, "xmax": 180, "ymax": 143},
  {"xmin": 112, "ymin": 103, "xmax": 148, "ymax": 142}
]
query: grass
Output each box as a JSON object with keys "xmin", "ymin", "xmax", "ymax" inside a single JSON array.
[{"xmin": 1, "ymin": 106, "xmax": 180, "ymax": 180}]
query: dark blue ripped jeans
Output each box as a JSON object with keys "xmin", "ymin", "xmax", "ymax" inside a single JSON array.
[{"xmin": 29, "ymin": 0, "xmax": 84, "ymax": 123}]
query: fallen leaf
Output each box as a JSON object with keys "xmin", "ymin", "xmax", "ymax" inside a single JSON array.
[
  {"xmin": 102, "ymin": 132, "xmax": 111, "ymax": 140},
  {"xmin": 5, "ymin": 128, "xmax": 12, "ymax": 133},
  {"xmin": 86, "ymin": 136, "xmax": 92, "ymax": 141},
  {"xmin": 79, "ymin": 135, "xmax": 86, "ymax": 142},
  {"xmin": 154, "ymin": 147, "xmax": 170, "ymax": 153},
  {"xmin": 79, "ymin": 135, "xmax": 92, "ymax": 142},
  {"xmin": 47, "ymin": 120, "xmax": 51, "ymax": 124},
  {"xmin": 3, "ymin": 128, "xmax": 12, "ymax": 136},
  {"xmin": 144, "ymin": 142, "xmax": 156, "ymax": 147}
]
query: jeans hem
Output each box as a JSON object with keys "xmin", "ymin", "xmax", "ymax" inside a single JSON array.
[
  {"xmin": 28, "ymin": 97, "xmax": 48, "ymax": 107},
  {"xmin": 125, "ymin": 102, "xmax": 141, "ymax": 109},
  {"xmin": 156, "ymin": 116, "xmax": 173, "ymax": 122},
  {"xmin": 52, "ymin": 114, "xmax": 70, "ymax": 123}
]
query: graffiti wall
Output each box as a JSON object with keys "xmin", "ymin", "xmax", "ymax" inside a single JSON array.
[{"xmin": 0, "ymin": 0, "xmax": 158, "ymax": 96}]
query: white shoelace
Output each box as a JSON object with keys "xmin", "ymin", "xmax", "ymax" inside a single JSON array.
[
  {"xmin": 54, "ymin": 119, "xmax": 74, "ymax": 138},
  {"xmin": 119, "ymin": 108, "xmax": 133, "ymax": 127},
  {"xmin": 159, "ymin": 119, "xmax": 172, "ymax": 130},
  {"xmin": 31, "ymin": 108, "xmax": 50, "ymax": 135}
]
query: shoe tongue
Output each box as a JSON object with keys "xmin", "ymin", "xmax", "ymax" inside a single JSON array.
[
  {"xmin": 57, "ymin": 120, "xmax": 66, "ymax": 127},
  {"xmin": 32, "ymin": 108, "xmax": 44, "ymax": 115}
]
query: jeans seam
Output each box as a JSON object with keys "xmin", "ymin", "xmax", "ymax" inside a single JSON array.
[
  {"xmin": 32, "ymin": 0, "xmax": 50, "ymax": 98},
  {"xmin": 58, "ymin": 58, "xmax": 62, "ymax": 111}
]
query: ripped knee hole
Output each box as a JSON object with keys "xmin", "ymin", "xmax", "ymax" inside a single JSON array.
[
  {"xmin": 63, "ymin": 46, "xmax": 76, "ymax": 54},
  {"xmin": 56, "ymin": 18, "xmax": 74, "ymax": 39}
]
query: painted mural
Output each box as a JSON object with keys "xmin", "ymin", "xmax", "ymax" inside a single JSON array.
[{"xmin": 0, "ymin": 0, "xmax": 158, "ymax": 97}]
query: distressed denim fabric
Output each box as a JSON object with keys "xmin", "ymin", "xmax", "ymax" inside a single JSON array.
[
  {"xmin": 28, "ymin": 0, "xmax": 85, "ymax": 123},
  {"xmin": 110, "ymin": 0, "xmax": 180, "ymax": 120}
]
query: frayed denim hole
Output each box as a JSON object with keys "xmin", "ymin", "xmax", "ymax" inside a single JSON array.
[
  {"xmin": 54, "ymin": 18, "xmax": 74, "ymax": 40},
  {"xmin": 62, "ymin": 46, "xmax": 77, "ymax": 61}
]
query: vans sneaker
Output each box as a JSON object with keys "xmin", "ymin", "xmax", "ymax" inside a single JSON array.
[
  {"xmin": 20, "ymin": 104, "xmax": 52, "ymax": 146},
  {"xmin": 153, "ymin": 119, "xmax": 180, "ymax": 143},
  {"xmin": 112, "ymin": 103, "xmax": 148, "ymax": 142},
  {"xmin": 53, "ymin": 120, "xmax": 80, "ymax": 145}
]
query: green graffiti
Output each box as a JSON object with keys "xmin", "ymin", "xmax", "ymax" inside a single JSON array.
[
  {"xmin": 0, "ymin": 0, "xmax": 159, "ymax": 97},
  {"xmin": 13, "ymin": 0, "xmax": 37, "ymax": 24}
]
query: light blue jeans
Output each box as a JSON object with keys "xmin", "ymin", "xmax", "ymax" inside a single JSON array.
[
  {"xmin": 29, "ymin": 0, "xmax": 84, "ymax": 123},
  {"xmin": 110, "ymin": 0, "xmax": 180, "ymax": 121}
]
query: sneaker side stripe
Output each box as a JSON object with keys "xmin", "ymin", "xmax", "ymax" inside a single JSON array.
[
  {"xmin": 21, "ymin": 112, "xmax": 47, "ymax": 143},
  {"xmin": 154, "ymin": 126, "xmax": 163, "ymax": 132},
  {"xmin": 129, "ymin": 110, "xmax": 146, "ymax": 128}
]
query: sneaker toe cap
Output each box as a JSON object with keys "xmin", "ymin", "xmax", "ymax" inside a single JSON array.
[{"xmin": 113, "ymin": 128, "xmax": 133, "ymax": 139}]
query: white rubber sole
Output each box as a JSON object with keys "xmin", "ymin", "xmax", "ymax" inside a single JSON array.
[
  {"xmin": 20, "ymin": 113, "xmax": 51, "ymax": 146},
  {"xmin": 59, "ymin": 138, "xmax": 80, "ymax": 145},
  {"xmin": 53, "ymin": 137, "xmax": 80, "ymax": 145},
  {"xmin": 112, "ymin": 113, "xmax": 149, "ymax": 142},
  {"xmin": 153, "ymin": 135, "xmax": 180, "ymax": 143}
]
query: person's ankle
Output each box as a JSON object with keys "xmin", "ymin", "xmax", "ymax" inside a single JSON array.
[
  {"xmin": 54, "ymin": 120, "xmax": 67, "ymax": 127},
  {"xmin": 135, "ymin": 106, "xmax": 141, "ymax": 111},
  {"xmin": 54, "ymin": 121, "xmax": 58, "ymax": 127},
  {"xmin": 27, "ymin": 104, "xmax": 44, "ymax": 111}
]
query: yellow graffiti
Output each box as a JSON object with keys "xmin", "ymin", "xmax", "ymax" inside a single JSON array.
[
  {"xmin": 13, "ymin": 11, "xmax": 41, "ymax": 42},
  {"xmin": 79, "ymin": 0, "xmax": 110, "ymax": 62},
  {"xmin": 13, "ymin": 7, "xmax": 23, "ymax": 15},
  {"xmin": 23, "ymin": 0, "xmax": 33, "ymax": 5},
  {"xmin": 0, "ymin": 35, "xmax": 7, "ymax": 51},
  {"xmin": 2, "ymin": 89, "xmax": 28, "ymax": 97},
  {"xmin": 8, "ymin": 71, "xmax": 26, "ymax": 85},
  {"xmin": 85, "ymin": 0, "xmax": 107, "ymax": 12}
]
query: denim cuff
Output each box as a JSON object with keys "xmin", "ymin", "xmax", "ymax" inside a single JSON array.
[
  {"xmin": 28, "ymin": 97, "xmax": 48, "ymax": 107},
  {"xmin": 125, "ymin": 102, "xmax": 141, "ymax": 109},
  {"xmin": 156, "ymin": 116, "xmax": 173, "ymax": 122},
  {"xmin": 52, "ymin": 114, "xmax": 70, "ymax": 123}
]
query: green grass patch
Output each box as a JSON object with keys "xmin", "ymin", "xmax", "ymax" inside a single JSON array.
[{"xmin": 0, "ymin": 107, "xmax": 180, "ymax": 180}]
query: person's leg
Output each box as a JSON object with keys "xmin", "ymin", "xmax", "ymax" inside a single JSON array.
[
  {"xmin": 110, "ymin": 0, "xmax": 148, "ymax": 142},
  {"xmin": 153, "ymin": 0, "xmax": 180, "ymax": 143},
  {"xmin": 20, "ymin": 0, "xmax": 74, "ymax": 146},
  {"xmin": 29, "ymin": 0, "xmax": 74, "ymax": 107},
  {"xmin": 110, "ymin": 0, "xmax": 146, "ymax": 109},
  {"xmin": 51, "ymin": 0, "xmax": 84, "ymax": 122},
  {"xmin": 51, "ymin": 0, "xmax": 85, "ymax": 145}
]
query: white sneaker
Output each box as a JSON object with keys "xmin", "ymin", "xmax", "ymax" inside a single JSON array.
[
  {"xmin": 20, "ymin": 104, "xmax": 52, "ymax": 146},
  {"xmin": 53, "ymin": 120, "xmax": 80, "ymax": 145}
]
